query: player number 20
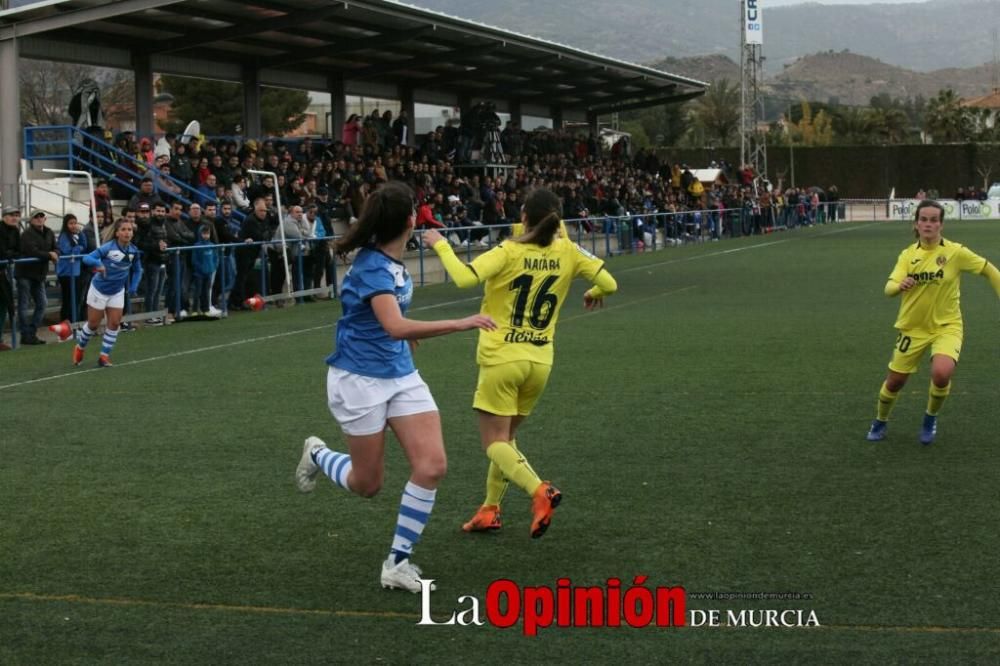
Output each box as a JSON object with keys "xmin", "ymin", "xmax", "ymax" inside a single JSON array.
[{"xmin": 894, "ymin": 333, "xmax": 912, "ymax": 353}]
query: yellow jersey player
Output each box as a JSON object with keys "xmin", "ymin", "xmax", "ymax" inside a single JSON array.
[
  {"xmin": 422, "ymin": 187, "xmax": 618, "ymax": 538},
  {"xmin": 867, "ymin": 199, "xmax": 1000, "ymax": 444}
]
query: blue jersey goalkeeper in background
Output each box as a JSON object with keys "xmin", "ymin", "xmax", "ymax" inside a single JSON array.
[{"xmin": 866, "ymin": 199, "xmax": 1000, "ymax": 444}]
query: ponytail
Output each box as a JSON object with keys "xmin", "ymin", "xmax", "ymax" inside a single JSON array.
[
  {"xmin": 334, "ymin": 181, "xmax": 414, "ymax": 255},
  {"xmin": 516, "ymin": 187, "xmax": 563, "ymax": 247}
]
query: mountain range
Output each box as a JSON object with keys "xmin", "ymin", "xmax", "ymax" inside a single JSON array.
[
  {"xmin": 653, "ymin": 51, "xmax": 997, "ymax": 107},
  {"xmin": 406, "ymin": 0, "xmax": 1000, "ymax": 74}
]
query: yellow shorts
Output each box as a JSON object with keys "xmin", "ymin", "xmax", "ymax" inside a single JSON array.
[
  {"xmin": 473, "ymin": 360, "xmax": 552, "ymax": 417},
  {"xmin": 888, "ymin": 328, "xmax": 962, "ymax": 374}
]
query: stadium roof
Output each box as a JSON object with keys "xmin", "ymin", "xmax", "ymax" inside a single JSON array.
[{"xmin": 0, "ymin": 0, "xmax": 707, "ymax": 115}]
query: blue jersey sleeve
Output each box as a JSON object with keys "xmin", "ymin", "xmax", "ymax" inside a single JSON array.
[
  {"xmin": 82, "ymin": 245, "xmax": 104, "ymax": 269},
  {"xmin": 354, "ymin": 261, "xmax": 398, "ymax": 303},
  {"xmin": 128, "ymin": 244, "xmax": 143, "ymax": 294}
]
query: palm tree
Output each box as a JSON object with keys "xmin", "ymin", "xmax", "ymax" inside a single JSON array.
[
  {"xmin": 687, "ymin": 79, "xmax": 741, "ymax": 147},
  {"xmin": 864, "ymin": 107, "xmax": 910, "ymax": 144},
  {"xmin": 923, "ymin": 89, "xmax": 970, "ymax": 143},
  {"xmin": 831, "ymin": 107, "xmax": 870, "ymax": 144}
]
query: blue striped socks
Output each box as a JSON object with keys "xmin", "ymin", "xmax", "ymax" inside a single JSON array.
[
  {"xmin": 76, "ymin": 323, "xmax": 95, "ymax": 348},
  {"xmin": 390, "ymin": 482, "xmax": 437, "ymax": 563},
  {"xmin": 314, "ymin": 447, "xmax": 353, "ymax": 490},
  {"xmin": 100, "ymin": 328, "xmax": 119, "ymax": 356}
]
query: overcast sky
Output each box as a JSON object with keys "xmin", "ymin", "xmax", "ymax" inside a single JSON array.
[{"xmin": 767, "ymin": 0, "xmax": 929, "ymax": 5}]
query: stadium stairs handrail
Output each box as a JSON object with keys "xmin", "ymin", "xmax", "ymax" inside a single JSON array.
[{"xmin": 23, "ymin": 126, "xmax": 246, "ymax": 223}]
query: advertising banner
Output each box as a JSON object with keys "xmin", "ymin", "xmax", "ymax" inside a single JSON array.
[
  {"xmin": 745, "ymin": 0, "xmax": 762, "ymax": 45},
  {"xmin": 886, "ymin": 199, "xmax": 1000, "ymax": 221}
]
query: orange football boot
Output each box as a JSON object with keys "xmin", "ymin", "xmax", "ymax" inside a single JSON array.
[
  {"xmin": 530, "ymin": 482, "xmax": 562, "ymax": 539},
  {"xmin": 462, "ymin": 504, "xmax": 502, "ymax": 532}
]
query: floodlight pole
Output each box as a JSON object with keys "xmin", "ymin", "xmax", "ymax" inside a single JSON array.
[
  {"xmin": 43, "ymin": 168, "xmax": 98, "ymax": 249},
  {"xmin": 248, "ymin": 169, "xmax": 293, "ymax": 300}
]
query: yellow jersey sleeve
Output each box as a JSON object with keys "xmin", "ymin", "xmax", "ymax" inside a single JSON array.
[
  {"xmin": 469, "ymin": 243, "xmax": 513, "ymax": 282},
  {"xmin": 889, "ymin": 239, "xmax": 977, "ymax": 332},
  {"xmin": 956, "ymin": 246, "xmax": 988, "ymax": 273},
  {"xmin": 981, "ymin": 262, "xmax": 1000, "ymax": 298},
  {"xmin": 432, "ymin": 239, "xmax": 480, "ymax": 288},
  {"xmin": 885, "ymin": 248, "xmax": 911, "ymax": 297}
]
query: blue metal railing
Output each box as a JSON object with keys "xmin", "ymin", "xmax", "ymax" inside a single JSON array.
[
  {"xmin": 23, "ymin": 125, "xmax": 245, "ymax": 222},
  {"xmin": 2, "ymin": 202, "xmax": 825, "ymax": 351}
]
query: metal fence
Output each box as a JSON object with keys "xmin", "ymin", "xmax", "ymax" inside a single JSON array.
[{"xmin": 1, "ymin": 202, "xmax": 910, "ymax": 350}]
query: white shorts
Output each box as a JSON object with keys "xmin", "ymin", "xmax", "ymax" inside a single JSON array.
[
  {"xmin": 86, "ymin": 284, "xmax": 125, "ymax": 310},
  {"xmin": 326, "ymin": 366, "xmax": 438, "ymax": 436}
]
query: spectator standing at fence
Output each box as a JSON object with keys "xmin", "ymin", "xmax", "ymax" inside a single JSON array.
[
  {"xmin": 15, "ymin": 211, "xmax": 57, "ymax": 346},
  {"xmin": 164, "ymin": 201, "xmax": 194, "ymax": 319},
  {"xmin": 0, "ymin": 207, "xmax": 21, "ymax": 350},
  {"xmin": 190, "ymin": 225, "xmax": 219, "ymax": 316},
  {"xmin": 827, "ymin": 185, "xmax": 839, "ymax": 223},
  {"xmin": 300, "ymin": 204, "xmax": 323, "ymax": 299},
  {"xmin": 232, "ymin": 198, "xmax": 272, "ymax": 309},
  {"xmin": 293, "ymin": 180, "xmax": 496, "ymax": 593},
  {"xmin": 422, "ymin": 187, "xmax": 618, "ymax": 538},
  {"xmin": 866, "ymin": 200, "xmax": 1000, "ymax": 445},
  {"xmin": 272, "ymin": 205, "xmax": 307, "ymax": 301},
  {"xmin": 138, "ymin": 202, "xmax": 169, "ymax": 325},
  {"xmin": 72, "ymin": 218, "xmax": 142, "ymax": 367},
  {"xmin": 56, "ymin": 214, "xmax": 90, "ymax": 323}
]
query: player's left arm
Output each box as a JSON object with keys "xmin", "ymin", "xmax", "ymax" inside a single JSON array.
[
  {"xmin": 958, "ymin": 247, "xmax": 1000, "ymax": 298},
  {"xmin": 128, "ymin": 250, "xmax": 143, "ymax": 295},
  {"xmin": 575, "ymin": 246, "xmax": 618, "ymax": 309},
  {"xmin": 978, "ymin": 261, "xmax": 1000, "ymax": 298}
]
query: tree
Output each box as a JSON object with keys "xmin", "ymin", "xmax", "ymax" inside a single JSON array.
[
  {"xmin": 619, "ymin": 102, "xmax": 688, "ymax": 147},
  {"xmin": 789, "ymin": 101, "xmax": 833, "ymax": 146},
  {"xmin": 923, "ymin": 89, "xmax": 970, "ymax": 143},
  {"xmin": 157, "ymin": 75, "xmax": 310, "ymax": 136},
  {"xmin": 686, "ymin": 78, "xmax": 740, "ymax": 147},
  {"xmin": 864, "ymin": 107, "xmax": 909, "ymax": 144},
  {"xmin": 620, "ymin": 121, "xmax": 650, "ymax": 150},
  {"xmin": 830, "ymin": 106, "xmax": 872, "ymax": 144}
]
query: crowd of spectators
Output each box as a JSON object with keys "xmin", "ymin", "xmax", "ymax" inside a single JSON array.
[{"xmin": 2, "ymin": 115, "xmax": 845, "ymax": 350}]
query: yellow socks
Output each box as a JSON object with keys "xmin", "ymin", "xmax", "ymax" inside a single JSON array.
[
  {"xmin": 926, "ymin": 381, "xmax": 951, "ymax": 416},
  {"xmin": 876, "ymin": 382, "xmax": 900, "ymax": 421},
  {"xmin": 483, "ymin": 461, "xmax": 508, "ymax": 506},
  {"xmin": 486, "ymin": 441, "xmax": 542, "ymax": 496}
]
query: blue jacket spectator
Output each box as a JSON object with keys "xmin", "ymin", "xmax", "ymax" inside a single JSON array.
[
  {"xmin": 56, "ymin": 213, "xmax": 91, "ymax": 322},
  {"xmin": 191, "ymin": 225, "xmax": 219, "ymax": 278}
]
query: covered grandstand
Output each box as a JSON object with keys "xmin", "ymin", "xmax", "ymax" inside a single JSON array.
[{"xmin": 0, "ymin": 0, "xmax": 707, "ymax": 208}]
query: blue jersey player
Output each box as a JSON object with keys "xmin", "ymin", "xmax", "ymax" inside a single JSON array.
[
  {"xmin": 73, "ymin": 218, "xmax": 142, "ymax": 367},
  {"xmin": 293, "ymin": 181, "xmax": 496, "ymax": 593}
]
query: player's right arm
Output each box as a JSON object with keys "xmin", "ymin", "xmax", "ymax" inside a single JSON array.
[
  {"xmin": 424, "ymin": 230, "xmax": 508, "ymax": 288},
  {"xmin": 370, "ymin": 294, "xmax": 495, "ymax": 340},
  {"xmin": 884, "ymin": 250, "xmax": 913, "ymax": 297},
  {"xmin": 82, "ymin": 243, "xmax": 107, "ymax": 273}
]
